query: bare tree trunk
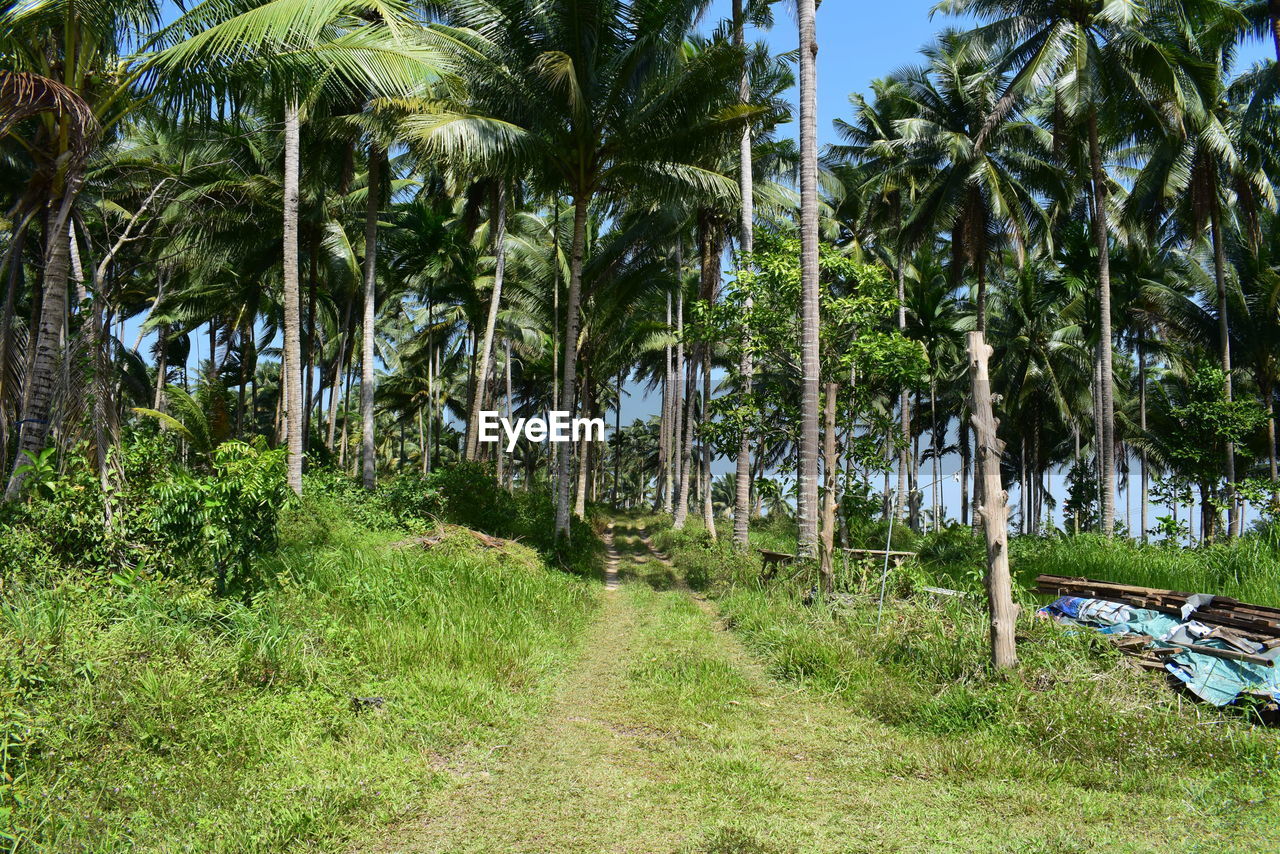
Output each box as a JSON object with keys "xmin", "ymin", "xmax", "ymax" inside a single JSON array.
[
  {"xmin": 732, "ymin": 0, "xmax": 756, "ymax": 550},
  {"xmin": 796, "ymin": 0, "xmax": 821, "ymax": 558},
  {"xmin": 326, "ymin": 293, "xmax": 353, "ymax": 450},
  {"xmin": 1139, "ymin": 332, "xmax": 1149, "ymax": 542},
  {"xmin": 819, "ymin": 381, "xmax": 838, "ymax": 595},
  {"xmin": 674, "ymin": 354, "xmax": 696, "ymax": 529},
  {"xmin": 959, "ymin": 415, "xmax": 970, "ymax": 526},
  {"xmin": 1209, "ymin": 199, "xmax": 1238, "ymax": 537},
  {"xmin": 554, "ymin": 194, "xmax": 590, "ymax": 539},
  {"xmin": 660, "ymin": 291, "xmax": 674, "ymax": 512},
  {"xmin": 702, "ymin": 349, "xmax": 717, "ymax": 539},
  {"xmin": 930, "ymin": 379, "xmax": 940, "ymax": 531},
  {"xmin": 282, "ymin": 101, "xmax": 304, "ymax": 495},
  {"xmin": 968, "ymin": 331, "xmax": 1018, "ymax": 670},
  {"xmin": 1088, "ymin": 110, "xmax": 1116, "ymax": 535},
  {"xmin": 361, "ymin": 144, "xmax": 382, "ymax": 490},
  {"xmin": 466, "ymin": 185, "xmax": 509, "ymax": 461}
]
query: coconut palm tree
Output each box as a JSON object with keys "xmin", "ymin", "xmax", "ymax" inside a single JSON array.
[
  {"xmin": 152, "ymin": 0, "xmax": 442, "ymax": 494},
  {"xmin": 410, "ymin": 0, "xmax": 745, "ymax": 539},
  {"xmin": 796, "ymin": 0, "xmax": 822, "ymax": 558},
  {"xmin": 937, "ymin": 0, "xmax": 1204, "ymax": 535}
]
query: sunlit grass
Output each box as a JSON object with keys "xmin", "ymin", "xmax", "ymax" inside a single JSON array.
[{"xmin": 3, "ymin": 496, "xmax": 597, "ymax": 852}]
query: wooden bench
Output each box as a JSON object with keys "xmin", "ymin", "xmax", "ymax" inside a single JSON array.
[{"xmin": 841, "ymin": 548, "xmax": 916, "ymax": 568}]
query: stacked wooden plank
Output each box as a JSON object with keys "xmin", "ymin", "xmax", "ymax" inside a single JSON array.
[{"xmin": 1035, "ymin": 574, "xmax": 1280, "ymax": 640}]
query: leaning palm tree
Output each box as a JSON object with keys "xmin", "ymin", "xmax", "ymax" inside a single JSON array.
[{"xmin": 409, "ymin": 0, "xmax": 745, "ymax": 539}]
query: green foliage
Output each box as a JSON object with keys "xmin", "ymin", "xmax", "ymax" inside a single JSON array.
[
  {"xmin": 1161, "ymin": 364, "xmax": 1267, "ymax": 494},
  {"xmin": 699, "ymin": 233, "xmax": 928, "ymax": 457},
  {"xmin": 1010, "ymin": 533, "xmax": 1280, "ymax": 608},
  {"xmin": 147, "ymin": 441, "xmax": 291, "ymax": 598}
]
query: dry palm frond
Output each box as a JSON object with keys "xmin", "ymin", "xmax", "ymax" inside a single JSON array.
[{"xmin": 0, "ymin": 70, "xmax": 99, "ymax": 154}]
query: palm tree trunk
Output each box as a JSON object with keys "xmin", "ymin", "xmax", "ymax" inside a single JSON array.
[
  {"xmin": 7, "ymin": 173, "xmax": 79, "ymax": 499},
  {"xmin": 732, "ymin": 0, "xmax": 756, "ymax": 550},
  {"xmin": 612, "ymin": 370, "xmax": 622, "ymax": 507},
  {"xmin": 554, "ymin": 194, "xmax": 590, "ymax": 539},
  {"xmin": 327, "ymin": 293, "xmax": 354, "ymax": 450},
  {"xmin": 674, "ymin": 285, "xmax": 694, "ymax": 529},
  {"xmin": 574, "ymin": 378, "xmax": 593, "ymax": 518},
  {"xmin": 282, "ymin": 100, "xmax": 304, "ymax": 495},
  {"xmin": 930, "ymin": 379, "xmax": 940, "ymax": 531},
  {"xmin": 819, "ymin": 381, "xmax": 838, "ymax": 594},
  {"xmin": 1209, "ymin": 197, "xmax": 1238, "ymax": 537},
  {"xmin": 466, "ymin": 185, "xmax": 509, "ymax": 461},
  {"xmin": 960, "ymin": 414, "xmax": 970, "ymax": 526},
  {"xmin": 1087, "ymin": 109, "xmax": 1116, "ymax": 535},
  {"xmin": 702, "ymin": 346, "xmax": 717, "ymax": 539},
  {"xmin": 660, "ymin": 291, "xmax": 674, "ymax": 512},
  {"xmin": 361, "ymin": 143, "xmax": 382, "ymax": 490},
  {"xmin": 0, "ymin": 218, "xmax": 29, "ymax": 453},
  {"xmin": 1139, "ymin": 330, "xmax": 1149, "ymax": 542},
  {"xmin": 796, "ymin": 0, "xmax": 822, "ymax": 559}
]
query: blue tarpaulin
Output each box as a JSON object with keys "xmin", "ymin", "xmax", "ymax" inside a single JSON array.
[{"xmin": 1038, "ymin": 596, "xmax": 1280, "ymax": 707}]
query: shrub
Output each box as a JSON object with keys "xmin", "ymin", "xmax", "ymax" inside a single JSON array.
[{"xmin": 147, "ymin": 441, "xmax": 291, "ymax": 598}]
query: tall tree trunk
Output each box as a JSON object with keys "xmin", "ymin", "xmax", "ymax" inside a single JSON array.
[
  {"xmin": 574, "ymin": 377, "xmax": 593, "ymax": 518},
  {"xmin": 0, "ymin": 218, "xmax": 28, "ymax": 455},
  {"xmin": 960, "ymin": 413, "xmax": 970, "ymax": 526},
  {"xmin": 1087, "ymin": 110, "xmax": 1116, "ymax": 534},
  {"xmin": 1139, "ymin": 330, "xmax": 1149, "ymax": 542},
  {"xmin": 282, "ymin": 101, "xmax": 304, "ymax": 495},
  {"xmin": 554, "ymin": 194, "xmax": 590, "ymax": 539},
  {"xmin": 660, "ymin": 292, "xmax": 674, "ymax": 512},
  {"xmin": 732, "ymin": 0, "xmax": 756, "ymax": 550},
  {"xmin": 969, "ymin": 332, "xmax": 1017, "ymax": 669},
  {"xmin": 796, "ymin": 0, "xmax": 822, "ymax": 558},
  {"xmin": 819, "ymin": 381, "xmax": 838, "ymax": 594},
  {"xmin": 466, "ymin": 185, "xmax": 509, "ymax": 461},
  {"xmin": 1209, "ymin": 198, "xmax": 1238, "ymax": 537},
  {"xmin": 930, "ymin": 380, "xmax": 941, "ymax": 531},
  {"xmin": 612, "ymin": 369, "xmax": 622, "ymax": 507},
  {"xmin": 674, "ymin": 285, "xmax": 694, "ymax": 529},
  {"xmin": 327, "ymin": 293, "xmax": 354, "ymax": 450},
  {"xmin": 360, "ymin": 144, "xmax": 382, "ymax": 490},
  {"xmin": 7, "ymin": 172, "xmax": 80, "ymax": 499}
]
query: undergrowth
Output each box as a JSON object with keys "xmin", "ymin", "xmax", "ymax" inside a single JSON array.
[{"xmin": 0, "ymin": 461, "xmax": 600, "ymax": 851}]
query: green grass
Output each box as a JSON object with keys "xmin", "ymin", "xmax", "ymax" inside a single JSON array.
[
  {"xmin": 369, "ymin": 518, "xmax": 1280, "ymax": 853},
  {"xmin": 643, "ymin": 514, "xmax": 1280, "ymax": 849},
  {"xmin": 1010, "ymin": 533, "xmax": 1280, "ymax": 607},
  {"xmin": 2, "ymin": 493, "xmax": 597, "ymax": 852}
]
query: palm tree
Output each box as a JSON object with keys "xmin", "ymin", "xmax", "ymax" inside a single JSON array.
[
  {"xmin": 412, "ymin": 0, "xmax": 745, "ymax": 539},
  {"xmin": 1125, "ymin": 20, "xmax": 1273, "ymax": 534},
  {"xmin": 153, "ymin": 0, "xmax": 441, "ymax": 494},
  {"xmin": 796, "ymin": 0, "xmax": 822, "ymax": 558},
  {"xmin": 938, "ymin": 0, "xmax": 1201, "ymax": 535}
]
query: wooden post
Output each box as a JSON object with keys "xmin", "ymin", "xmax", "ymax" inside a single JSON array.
[{"xmin": 968, "ymin": 331, "xmax": 1019, "ymax": 670}]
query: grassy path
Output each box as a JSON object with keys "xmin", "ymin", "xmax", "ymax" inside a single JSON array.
[{"xmin": 363, "ymin": 521, "xmax": 1247, "ymax": 854}]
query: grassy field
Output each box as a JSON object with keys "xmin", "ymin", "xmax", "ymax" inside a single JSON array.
[
  {"xmin": 2, "ymin": 494, "xmax": 597, "ymax": 851},
  {"xmin": 358, "ymin": 519, "xmax": 1279, "ymax": 853},
  {"xmin": 644, "ymin": 515, "xmax": 1279, "ymax": 849}
]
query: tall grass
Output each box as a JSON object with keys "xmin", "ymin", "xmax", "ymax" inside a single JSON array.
[
  {"xmin": 2, "ymin": 492, "xmax": 597, "ymax": 851},
  {"xmin": 1010, "ymin": 534, "xmax": 1280, "ymax": 607}
]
